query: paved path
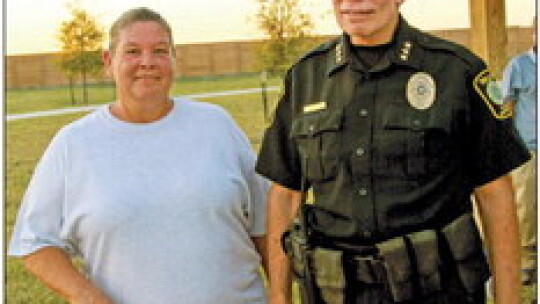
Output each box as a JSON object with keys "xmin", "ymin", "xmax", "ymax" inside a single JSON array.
[{"xmin": 7, "ymin": 86, "xmax": 279, "ymax": 122}]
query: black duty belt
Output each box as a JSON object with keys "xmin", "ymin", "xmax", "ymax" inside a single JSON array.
[{"xmin": 305, "ymin": 213, "xmax": 490, "ymax": 302}]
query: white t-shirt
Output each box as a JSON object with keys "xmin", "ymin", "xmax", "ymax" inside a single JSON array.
[{"xmin": 9, "ymin": 98, "xmax": 269, "ymax": 304}]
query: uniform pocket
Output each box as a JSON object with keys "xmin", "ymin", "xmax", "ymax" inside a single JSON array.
[
  {"xmin": 378, "ymin": 104, "xmax": 450, "ymax": 178},
  {"xmin": 290, "ymin": 108, "xmax": 343, "ymax": 181}
]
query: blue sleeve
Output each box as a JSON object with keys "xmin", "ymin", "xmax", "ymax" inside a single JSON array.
[{"xmin": 501, "ymin": 58, "xmax": 521, "ymax": 101}]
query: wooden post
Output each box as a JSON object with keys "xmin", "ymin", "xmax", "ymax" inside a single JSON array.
[{"xmin": 468, "ymin": 0, "xmax": 508, "ymax": 78}]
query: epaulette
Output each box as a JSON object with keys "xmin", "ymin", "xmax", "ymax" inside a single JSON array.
[
  {"xmin": 415, "ymin": 32, "xmax": 483, "ymax": 70},
  {"xmin": 294, "ymin": 37, "xmax": 340, "ymax": 66}
]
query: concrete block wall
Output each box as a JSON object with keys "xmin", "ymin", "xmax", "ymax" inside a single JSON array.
[{"xmin": 6, "ymin": 27, "xmax": 534, "ymax": 89}]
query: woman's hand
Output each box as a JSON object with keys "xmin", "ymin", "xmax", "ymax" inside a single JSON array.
[
  {"xmin": 71, "ymin": 287, "xmax": 115, "ymax": 304},
  {"xmin": 24, "ymin": 247, "xmax": 115, "ymax": 304}
]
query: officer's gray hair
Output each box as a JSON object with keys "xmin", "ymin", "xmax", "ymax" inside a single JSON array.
[{"xmin": 108, "ymin": 7, "xmax": 174, "ymax": 53}]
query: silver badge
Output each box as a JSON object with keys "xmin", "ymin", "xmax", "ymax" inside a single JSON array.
[{"xmin": 406, "ymin": 72, "xmax": 436, "ymax": 110}]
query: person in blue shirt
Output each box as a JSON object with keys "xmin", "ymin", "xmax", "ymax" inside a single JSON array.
[{"xmin": 502, "ymin": 16, "xmax": 537, "ymax": 286}]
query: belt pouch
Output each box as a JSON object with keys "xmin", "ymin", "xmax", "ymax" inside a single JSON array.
[
  {"xmin": 442, "ymin": 213, "xmax": 490, "ymax": 294},
  {"xmin": 312, "ymin": 247, "xmax": 346, "ymax": 304},
  {"xmin": 376, "ymin": 237, "xmax": 414, "ymax": 302},
  {"xmin": 408, "ymin": 230, "xmax": 442, "ymax": 295}
]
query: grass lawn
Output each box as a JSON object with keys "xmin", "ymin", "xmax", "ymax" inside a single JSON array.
[{"xmin": 6, "ymin": 73, "xmax": 281, "ymax": 114}]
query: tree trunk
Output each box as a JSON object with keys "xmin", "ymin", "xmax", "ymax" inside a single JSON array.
[
  {"xmin": 82, "ymin": 66, "xmax": 88, "ymax": 105},
  {"xmin": 260, "ymin": 71, "xmax": 269, "ymax": 121},
  {"xmin": 69, "ymin": 75, "xmax": 76, "ymax": 105}
]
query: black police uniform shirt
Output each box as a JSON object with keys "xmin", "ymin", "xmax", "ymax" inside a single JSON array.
[{"xmin": 256, "ymin": 17, "xmax": 530, "ymax": 244}]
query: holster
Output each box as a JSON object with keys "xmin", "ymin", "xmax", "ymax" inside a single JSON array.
[{"xmin": 282, "ymin": 215, "xmax": 318, "ymax": 304}]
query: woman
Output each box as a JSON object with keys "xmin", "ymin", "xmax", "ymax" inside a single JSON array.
[{"xmin": 9, "ymin": 7, "xmax": 269, "ymax": 304}]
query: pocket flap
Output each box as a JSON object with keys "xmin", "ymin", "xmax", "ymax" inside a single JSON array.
[
  {"xmin": 377, "ymin": 237, "xmax": 412, "ymax": 282},
  {"xmin": 312, "ymin": 247, "xmax": 346, "ymax": 289},
  {"xmin": 408, "ymin": 230, "xmax": 439, "ymax": 276},
  {"xmin": 291, "ymin": 108, "xmax": 343, "ymax": 137},
  {"xmin": 376, "ymin": 237, "xmax": 414, "ymax": 302},
  {"xmin": 382, "ymin": 104, "xmax": 429, "ymax": 130}
]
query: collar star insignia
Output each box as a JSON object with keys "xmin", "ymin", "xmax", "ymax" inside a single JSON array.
[
  {"xmin": 336, "ymin": 42, "xmax": 344, "ymax": 64},
  {"xmin": 399, "ymin": 41, "xmax": 413, "ymax": 61}
]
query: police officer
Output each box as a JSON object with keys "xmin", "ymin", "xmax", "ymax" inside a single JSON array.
[{"xmin": 256, "ymin": 1, "xmax": 529, "ymax": 303}]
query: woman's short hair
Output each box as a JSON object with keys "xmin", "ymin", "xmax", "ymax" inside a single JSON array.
[{"xmin": 108, "ymin": 7, "xmax": 174, "ymax": 52}]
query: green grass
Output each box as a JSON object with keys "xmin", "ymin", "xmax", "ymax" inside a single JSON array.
[{"xmin": 6, "ymin": 73, "xmax": 280, "ymax": 114}]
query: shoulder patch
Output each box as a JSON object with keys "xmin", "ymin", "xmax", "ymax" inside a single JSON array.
[{"xmin": 472, "ymin": 69, "xmax": 512, "ymax": 120}]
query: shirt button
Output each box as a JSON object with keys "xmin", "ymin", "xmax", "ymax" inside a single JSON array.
[
  {"xmin": 358, "ymin": 188, "xmax": 368, "ymax": 196},
  {"xmin": 359, "ymin": 109, "xmax": 369, "ymax": 117},
  {"xmin": 362, "ymin": 231, "xmax": 372, "ymax": 239},
  {"xmin": 308, "ymin": 125, "xmax": 315, "ymax": 132},
  {"xmin": 356, "ymin": 147, "xmax": 365, "ymax": 156}
]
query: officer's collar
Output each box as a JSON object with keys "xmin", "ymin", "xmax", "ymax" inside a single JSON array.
[
  {"xmin": 327, "ymin": 16, "xmax": 423, "ymax": 76},
  {"xmin": 326, "ymin": 35, "xmax": 351, "ymax": 76},
  {"xmin": 388, "ymin": 16, "xmax": 423, "ymax": 70}
]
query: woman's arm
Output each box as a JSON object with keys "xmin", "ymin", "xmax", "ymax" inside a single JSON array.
[{"xmin": 23, "ymin": 247, "xmax": 114, "ymax": 304}]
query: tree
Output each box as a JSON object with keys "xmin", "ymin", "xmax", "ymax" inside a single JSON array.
[
  {"xmin": 255, "ymin": 0, "xmax": 315, "ymax": 78},
  {"xmin": 58, "ymin": 7, "xmax": 104, "ymax": 105}
]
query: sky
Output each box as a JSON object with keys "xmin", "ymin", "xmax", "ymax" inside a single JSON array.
[{"xmin": 6, "ymin": 0, "xmax": 536, "ymax": 55}]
